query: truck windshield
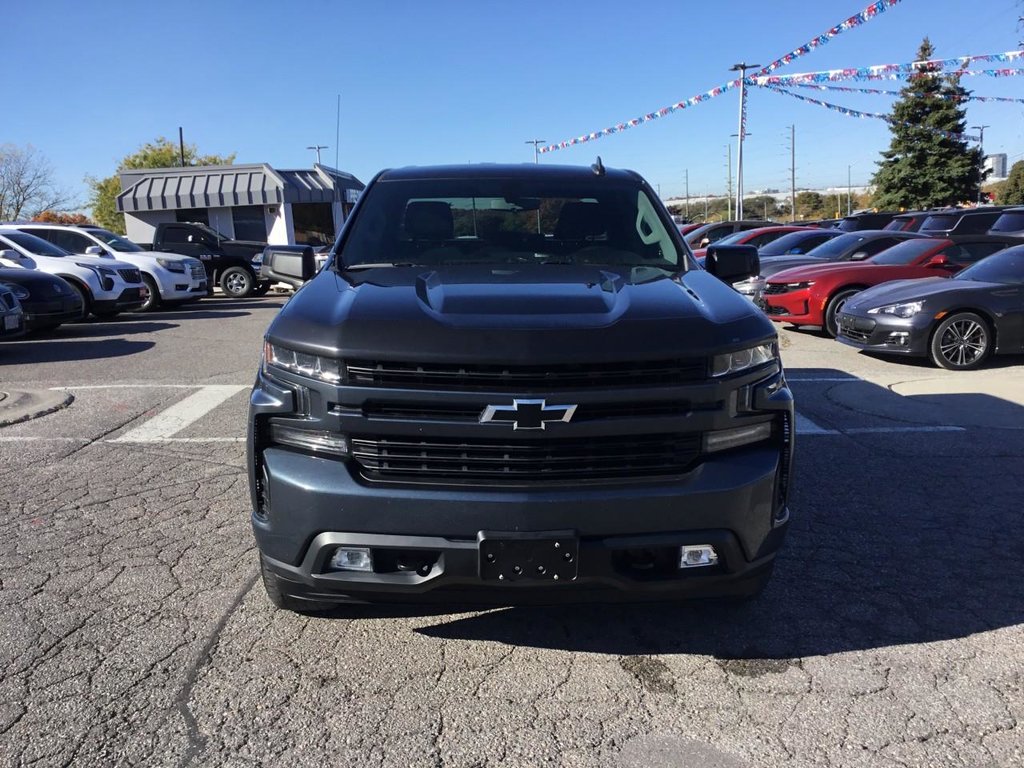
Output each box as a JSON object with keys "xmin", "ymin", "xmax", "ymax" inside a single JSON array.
[
  {"xmin": 339, "ymin": 179, "xmax": 683, "ymax": 270},
  {"xmin": 87, "ymin": 229, "xmax": 144, "ymax": 252}
]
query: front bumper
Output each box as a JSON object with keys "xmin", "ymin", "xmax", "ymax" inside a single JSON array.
[
  {"xmin": 835, "ymin": 311, "xmax": 930, "ymax": 356},
  {"xmin": 763, "ymin": 288, "xmax": 818, "ymax": 325},
  {"xmin": 93, "ymin": 287, "xmax": 145, "ymax": 313},
  {"xmin": 23, "ymin": 296, "xmax": 85, "ymax": 329},
  {"xmin": 1, "ymin": 311, "xmax": 26, "ymax": 338},
  {"xmin": 152, "ymin": 266, "xmax": 207, "ymax": 300}
]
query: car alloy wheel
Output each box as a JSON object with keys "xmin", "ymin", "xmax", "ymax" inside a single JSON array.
[{"xmin": 930, "ymin": 312, "xmax": 991, "ymax": 370}]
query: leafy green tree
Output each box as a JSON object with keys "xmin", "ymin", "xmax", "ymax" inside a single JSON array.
[
  {"xmin": 871, "ymin": 38, "xmax": 982, "ymax": 210},
  {"xmin": 87, "ymin": 137, "xmax": 235, "ymax": 233},
  {"xmin": 999, "ymin": 160, "xmax": 1024, "ymax": 205}
]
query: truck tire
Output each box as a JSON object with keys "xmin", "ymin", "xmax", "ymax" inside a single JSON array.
[
  {"xmin": 137, "ymin": 275, "xmax": 162, "ymax": 312},
  {"xmin": 260, "ymin": 555, "xmax": 336, "ymax": 614},
  {"xmin": 220, "ymin": 266, "xmax": 255, "ymax": 298},
  {"xmin": 252, "ymin": 283, "xmax": 271, "ymax": 297}
]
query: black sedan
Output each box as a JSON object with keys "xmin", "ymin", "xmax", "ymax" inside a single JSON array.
[
  {"xmin": 836, "ymin": 245, "xmax": 1024, "ymax": 370},
  {"xmin": 0, "ymin": 268, "xmax": 84, "ymax": 332}
]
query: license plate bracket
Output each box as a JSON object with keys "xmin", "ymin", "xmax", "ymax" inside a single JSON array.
[
  {"xmin": 3, "ymin": 315, "xmax": 18, "ymax": 330},
  {"xmin": 478, "ymin": 530, "xmax": 578, "ymax": 583}
]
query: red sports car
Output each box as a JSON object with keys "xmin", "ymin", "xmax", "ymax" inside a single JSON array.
[
  {"xmin": 692, "ymin": 225, "xmax": 809, "ymax": 259},
  {"xmin": 762, "ymin": 235, "xmax": 1020, "ymax": 337}
]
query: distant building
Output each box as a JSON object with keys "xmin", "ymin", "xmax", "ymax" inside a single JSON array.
[
  {"xmin": 984, "ymin": 154, "xmax": 1008, "ymax": 180},
  {"xmin": 116, "ymin": 163, "xmax": 364, "ymax": 246}
]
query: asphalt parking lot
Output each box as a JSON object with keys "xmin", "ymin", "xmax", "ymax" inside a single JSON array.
[{"xmin": 1, "ymin": 298, "xmax": 1022, "ymax": 768}]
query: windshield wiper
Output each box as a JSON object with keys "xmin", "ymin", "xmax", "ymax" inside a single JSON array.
[{"xmin": 341, "ymin": 261, "xmax": 421, "ymax": 270}]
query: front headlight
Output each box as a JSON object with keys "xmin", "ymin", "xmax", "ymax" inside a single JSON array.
[
  {"xmin": 77, "ymin": 262, "xmax": 115, "ymax": 277},
  {"xmin": 785, "ymin": 281, "xmax": 815, "ymax": 289},
  {"xmin": 732, "ymin": 276, "xmax": 765, "ymax": 293},
  {"xmin": 867, "ymin": 301, "xmax": 923, "ymax": 318},
  {"xmin": 711, "ymin": 343, "xmax": 777, "ymax": 377},
  {"xmin": 264, "ymin": 341, "xmax": 344, "ymax": 383},
  {"xmin": 156, "ymin": 257, "xmax": 187, "ymax": 273},
  {"xmin": 3, "ymin": 282, "xmax": 29, "ymax": 300}
]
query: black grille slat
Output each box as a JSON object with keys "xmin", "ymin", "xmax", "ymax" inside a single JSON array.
[
  {"xmin": 344, "ymin": 359, "xmax": 706, "ymax": 390},
  {"xmin": 351, "ymin": 434, "xmax": 700, "ymax": 481},
  {"xmin": 356, "ymin": 401, "xmax": 702, "ymax": 423},
  {"xmin": 763, "ymin": 284, "xmax": 792, "ymax": 296},
  {"xmin": 118, "ymin": 268, "xmax": 142, "ymax": 283}
]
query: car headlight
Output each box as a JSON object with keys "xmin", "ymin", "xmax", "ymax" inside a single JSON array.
[
  {"xmin": 731, "ymin": 276, "xmax": 765, "ymax": 292},
  {"xmin": 3, "ymin": 282, "xmax": 29, "ymax": 300},
  {"xmin": 711, "ymin": 342, "xmax": 777, "ymax": 377},
  {"xmin": 76, "ymin": 263, "xmax": 115, "ymax": 277},
  {"xmin": 264, "ymin": 341, "xmax": 344, "ymax": 383},
  {"xmin": 785, "ymin": 281, "xmax": 815, "ymax": 289},
  {"xmin": 867, "ymin": 301, "xmax": 923, "ymax": 318},
  {"xmin": 156, "ymin": 257, "xmax": 187, "ymax": 273}
]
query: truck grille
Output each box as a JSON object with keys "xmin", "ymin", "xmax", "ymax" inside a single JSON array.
[
  {"xmin": 189, "ymin": 263, "xmax": 206, "ymax": 280},
  {"xmin": 344, "ymin": 359, "xmax": 707, "ymax": 390},
  {"xmin": 350, "ymin": 400, "xmax": 710, "ymax": 422},
  {"xmin": 350, "ymin": 433, "xmax": 701, "ymax": 482},
  {"xmin": 118, "ymin": 268, "xmax": 142, "ymax": 284}
]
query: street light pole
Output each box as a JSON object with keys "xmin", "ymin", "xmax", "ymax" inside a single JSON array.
[
  {"xmin": 306, "ymin": 145, "xmax": 328, "ymax": 165},
  {"xmin": 730, "ymin": 62, "xmax": 760, "ymax": 220},
  {"xmin": 685, "ymin": 169, "xmax": 690, "ymax": 220},
  {"xmin": 971, "ymin": 124, "xmax": 990, "ymax": 203},
  {"xmin": 789, "ymin": 124, "xmax": 796, "ymax": 223},
  {"xmin": 525, "ymin": 139, "xmax": 546, "ymax": 164},
  {"xmin": 725, "ymin": 144, "xmax": 733, "ymax": 220},
  {"xmin": 847, "ymin": 165, "xmax": 852, "ymax": 216}
]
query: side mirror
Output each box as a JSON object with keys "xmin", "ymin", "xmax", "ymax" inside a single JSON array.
[
  {"xmin": 699, "ymin": 237, "xmax": 711, "ymax": 248},
  {"xmin": 0, "ymin": 249, "xmax": 23, "ymax": 260},
  {"xmin": 925, "ymin": 253, "xmax": 950, "ymax": 268},
  {"xmin": 705, "ymin": 244, "xmax": 759, "ymax": 284},
  {"xmin": 84, "ymin": 245, "xmax": 106, "ymax": 256},
  {"xmin": 260, "ymin": 245, "xmax": 316, "ymax": 287},
  {"xmin": 850, "ymin": 251, "xmax": 870, "ymax": 261}
]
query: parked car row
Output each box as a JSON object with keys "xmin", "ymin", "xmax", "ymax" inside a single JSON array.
[{"xmin": 703, "ymin": 212, "xmax": 1024, "ymax": 370}]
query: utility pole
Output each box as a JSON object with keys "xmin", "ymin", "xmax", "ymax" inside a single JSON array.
[
  {"xmin": 307, "ymin": 145, "xmax": 328, "ymax": 165},
  {"xmin": 789, "ymin": 125, "xmax": 796, "ymax": 223},
  {"xmin": 685, "ymin": 169, "xmax": 690, "ymax": 220},
  {"xmin": 730, "ymin": 62, "xmax": 760, "ymax": 220},
  {"xmin": 525, "ymin": 139, "xmax": 546, "ymax": 164},
  {"xmin": 971, "ymin": 124, "xmax": 990, "ymax": 203},
  {"xmin": 847, "ymin": 165, "xmax": 853, "ymax": 216},
  {"xmin": 725, "ymin": 144, "xmax": 733, "ymax": 220},
  {"xmin": 657, "ymin": 184, "xmax": 662, "ymax": 198},
  {"xmin": 178, "ymin": 127, "xmax": 186, "ymax": 167}
]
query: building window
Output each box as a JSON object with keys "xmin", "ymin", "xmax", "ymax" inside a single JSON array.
[
  {"xmin": 232, "ymin": 206, "xmax": 268, "ymax": 242},
  {"xmin": 176, "ymin": 208, "xmax": 209, "ymax": 225},
  {"xmin": 293, "ymin": 203, "xmax": 335, "ymax": 246}
]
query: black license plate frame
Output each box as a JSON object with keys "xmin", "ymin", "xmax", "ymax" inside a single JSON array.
[{"xmin": 478, "ymin": 530, "xmax": 579, "ymax": 583}]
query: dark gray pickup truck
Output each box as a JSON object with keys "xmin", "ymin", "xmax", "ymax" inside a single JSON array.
[{"xmin": 248, "ymin": 162, "xmax": 795, "ymax": 612}]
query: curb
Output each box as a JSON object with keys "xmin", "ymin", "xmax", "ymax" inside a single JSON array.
[{"xmin": 0, "ymin": 389, "xmax": 75, "ymax": 428}]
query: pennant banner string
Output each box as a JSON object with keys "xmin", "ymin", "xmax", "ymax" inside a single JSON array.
[
  {"xmin": 750, "ymin": 50, "xmax": 1024, "ymax": 85},
  {"xmin": 789, "ymin": 82, "xmax": 1024, "ymax": 103},
  {"xmin": 538, "ymin": 0, "xmax": 903, "ymax": 153},
  {"xmin": 762, "ymin": 85, "xmax": 982, "ymax": 141}
]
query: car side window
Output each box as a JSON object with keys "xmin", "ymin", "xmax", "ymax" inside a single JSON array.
[
  {"xmin": 860, "ymin": 238, "xmax": 898, "ymax": 257},
  {"xmin": 704, "ymin": 226, "xmax": 730, "ymax": 244},
  {"xmin": 162, "ymin": 227, "xmax": 188, "ymax": 245},
  {"xmin": 952, "ymin": 242, "xmax": 1006, "ymax": 264}
]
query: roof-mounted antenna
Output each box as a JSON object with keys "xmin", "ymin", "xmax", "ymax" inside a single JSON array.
[{"xmin": 591, "ymin": 156, "xmax": 606, "ymax": 176}]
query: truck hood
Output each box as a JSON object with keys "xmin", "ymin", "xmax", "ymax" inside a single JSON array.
[
  {"xmin": 269, "ymin": 264, "xmax": 776, "ymax": 363},
  {"xmin": 63, "ymin": 254, "xmax": 140, "ymax": 271}
]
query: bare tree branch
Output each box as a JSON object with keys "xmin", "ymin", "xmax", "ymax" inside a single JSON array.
[{"xmin": 0, "ymin": 144, "xmax": 75, "ymax": 221}]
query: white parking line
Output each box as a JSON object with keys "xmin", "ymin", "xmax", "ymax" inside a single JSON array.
[
  {"xmin": 795, "ymin": 413, "xmax": 837, "ymax": 435},
  {"xmin": 111, "ymin": 385, "xmax": 248, "ymax": 443}
]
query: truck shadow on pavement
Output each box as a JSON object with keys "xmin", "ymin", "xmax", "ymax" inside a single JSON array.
[
  {"xmin": 0, "ymin": 339, "xmax": 155, "ymax": 363},
  {"xmin": 410, "ymin": 370, "xmax": 1024, "ymax": 660}
]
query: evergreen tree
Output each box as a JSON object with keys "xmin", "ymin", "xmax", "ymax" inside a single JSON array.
[
  {"xmin": 871, "ymin": 38, "xmax": 983, "ymax": 210},
  {"xmin": 1000, "ymin": 161, "xmax": 1024, "ymax": 205}
]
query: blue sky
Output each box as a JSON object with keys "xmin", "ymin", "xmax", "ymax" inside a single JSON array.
[{"xmin": 6, "ymin": 0, "xmax": 1023, "ymax": 209}]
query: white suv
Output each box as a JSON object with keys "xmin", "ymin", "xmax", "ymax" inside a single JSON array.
[
  {"xmin": 0, "ymin": 229, "xmax": 145, "ymax": 318},
  {"xmin": 17, "ymin": 224, "xmax": 206, "ymax": 312}
]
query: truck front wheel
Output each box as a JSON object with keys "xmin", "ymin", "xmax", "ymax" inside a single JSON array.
[{"xmin": 220, "ymin": 266, "xmax": 255, "ymax": 298}]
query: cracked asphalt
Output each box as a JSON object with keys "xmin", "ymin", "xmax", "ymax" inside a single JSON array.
[{"xmin": 1, "ymin": 296, "xmax": 1022, "ymax": 767}]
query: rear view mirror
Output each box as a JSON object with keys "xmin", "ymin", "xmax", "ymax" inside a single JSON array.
[{"xmin": 705, "ymin": 244, "xmax": 759, "ymax": 284}]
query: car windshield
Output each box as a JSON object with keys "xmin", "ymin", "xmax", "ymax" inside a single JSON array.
[
  {"xmin": 711, "ymin": 230, "xmax": 748, "ymax": 246},
  {"xmin": 803, "ymin": 232, "xmax": 866, "ymax": 259},
  {"xmin": 868, "ymin": 238, "xmax": 943, "ymax": 265},
  {"xmin": 919, "ymin": 214, "xmax": 959, "ymax": 231},
  {"xmin": 759, "ymin": 231, "xmax": 833, "ymax": 256},
  {"xmin": 86, "ymin": 228, "xmax": 144, "ymax": 252},
  {"xmin": 339, "ymin": 178, "xmax": 683, "ymax": 271},
  {"xmin": 953, "ymin": 246, "xmax": 1024, "ymax": 284},
  {"xmin": 989, "ymin": 212, "xmax": 1024, "ymax": 233},
  {"xmin": 0, "ymin": 231, "xmax": 72, "ymax": 257}
]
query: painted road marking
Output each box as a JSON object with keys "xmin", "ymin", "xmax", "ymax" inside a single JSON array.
[
  {"xmin": 795, "ymin": 413, "xmax": 836, "ymax": 435},
  {"xmin": 111, "ymin": 385, "xmax": 247, "ymax": 443}
]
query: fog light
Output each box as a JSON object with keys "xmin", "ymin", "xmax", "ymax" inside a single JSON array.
[
  {"xmin": 704, "ymin": 422, "xmax": 772, "ymax": 453},
  {"xmin": 885, "ymin": 332, "xmax": 910, "ymax": 347},
  {"xmin": 679, "ymin": 545, "xmax": 718, "ymax": 568},
  {"xmin": 329, "ymin": 547, "xmax": 373, "ymax": 572}
]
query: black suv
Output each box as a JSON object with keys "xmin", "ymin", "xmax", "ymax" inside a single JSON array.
[{"xmin": 248, "ymin": 163, "xmax": 794, "ymax": 611}]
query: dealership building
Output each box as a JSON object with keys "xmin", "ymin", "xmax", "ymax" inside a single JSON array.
[{"xmin": 116, "ymin": 163, "xmax": 364, "ymax": 246}]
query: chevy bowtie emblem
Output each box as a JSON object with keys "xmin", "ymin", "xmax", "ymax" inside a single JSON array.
[{"xmin": 479, "ymin": 399, "xmax": 578, "ymax": 430}]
